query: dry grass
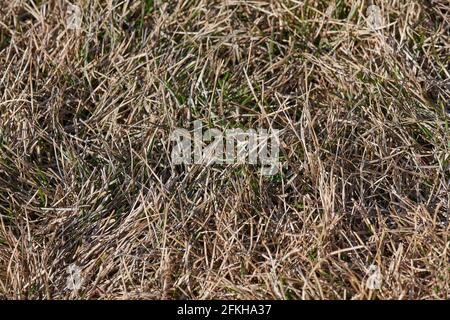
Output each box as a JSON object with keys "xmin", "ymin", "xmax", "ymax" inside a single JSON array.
[{"xmin": 0, "ymin": 0, "xmax": 449, "ymax": 299}]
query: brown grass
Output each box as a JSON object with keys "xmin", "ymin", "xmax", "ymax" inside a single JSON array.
[{"xmin": 0, "ymin": 0, "xmax": 449, "ymax": 299}]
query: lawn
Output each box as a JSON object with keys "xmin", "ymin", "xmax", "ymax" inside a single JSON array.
[{"xmin": 0, "ymin": 0, "xmax": 448, "ymax": 299}]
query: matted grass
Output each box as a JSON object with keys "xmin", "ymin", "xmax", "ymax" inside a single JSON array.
[{"xmin": 0, "ymin": 0, "xmax": 448, "ymax": 299}]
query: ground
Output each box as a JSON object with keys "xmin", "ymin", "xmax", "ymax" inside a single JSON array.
[{"xmin": 0, "ymin": 0, "xmax": 449, "ymax": 299}]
